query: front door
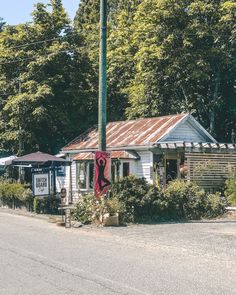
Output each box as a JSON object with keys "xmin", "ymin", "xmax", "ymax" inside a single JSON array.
[{"xmin": 166, "ymin": 159, "xmax": 177, "ymax": 183}]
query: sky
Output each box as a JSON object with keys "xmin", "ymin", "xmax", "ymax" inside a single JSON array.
[{"xmin": 0, "ymin": 0, "xmax": 80, "ymax": 25}]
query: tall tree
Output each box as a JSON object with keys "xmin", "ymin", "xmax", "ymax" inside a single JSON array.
[
  {"xmin": 0, "ymin": 0, "xmax": 95, "ymax": 154},
  {"xmin": 74, "ymin": 0, "xmax": 141, "ymax": 121},
  {"xmin": 125, "ymin": 0, "xmax": 236, "ymax": 140},
  {"xmin": 0, "ymin": 17, "xmax": 5, "ymax": 32}
]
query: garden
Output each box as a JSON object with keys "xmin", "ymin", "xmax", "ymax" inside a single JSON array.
[
  {"xmin": 73, "ymin": 175, "xmax": 236, "ymax": 225},
  {"xmin": 0, "ymin": 174, "xmax": 236, "ymax": 225}
]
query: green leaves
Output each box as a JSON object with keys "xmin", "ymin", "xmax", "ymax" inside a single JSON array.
[
  {"xmin": 0, "ymin": 0, "xmax": 96, "ymax": 154},
  {"xmin": 120, "ymin": 0, "xmax": 236, "ymax": 139}
]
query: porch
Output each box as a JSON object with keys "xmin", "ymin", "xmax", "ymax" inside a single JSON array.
[{"xmin": 151, "ymin": 142, "xmax": 236, "ymax": 191}]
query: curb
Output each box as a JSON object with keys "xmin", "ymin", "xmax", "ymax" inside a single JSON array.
[{"xmin": 0, "ymin": 207, "xmax": 52, "ymax": 221}]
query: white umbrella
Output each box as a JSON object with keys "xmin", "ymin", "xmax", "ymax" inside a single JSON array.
[{"xmin": 0, "ymin": 155, "xmax": 17, "ymax": 166}]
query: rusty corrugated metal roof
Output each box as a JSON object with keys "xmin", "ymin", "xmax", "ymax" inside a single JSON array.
[
  {"xmin": 73, "ymin": 151, "xmax": 138, "ymax": 161},
  {"xmin": 63, "ymin": 113, "xmax": 188, "ymax": 151}
]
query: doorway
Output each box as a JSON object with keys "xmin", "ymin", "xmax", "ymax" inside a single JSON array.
[{"xmin": 166, "ymin": 159, "xmax": 177, "ymax": 183}]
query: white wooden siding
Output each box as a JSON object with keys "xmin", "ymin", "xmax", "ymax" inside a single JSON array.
[
  {"xmin": 56, "ymin": 155, "xmax": 80, "ymax": 203},
  {"xmin": 56, "ymin": 166, "xmax": 69, "ymax": 192},
  {"xmin": 135, "ymin": 151, "xmax": 153, "ymax": 183},
  {"xmin": 164, "ymin": 120, "xmax": 210, "ymax": 142}
]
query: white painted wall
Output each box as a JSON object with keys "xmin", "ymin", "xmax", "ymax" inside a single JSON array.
[
  {"xmin": 164, "ymin": 120, "xmax": 210, "ymax": 142},
  {"xmin": 56, "ymin": 155, "xmax": 80, "ymax": 203},
  {"xmin": 134, "ymin": 151, "xmax": 153, "ymax": 183},
  {"xmin": 56, "ymin": 151, "xmax": 155, "ymax": 203}
]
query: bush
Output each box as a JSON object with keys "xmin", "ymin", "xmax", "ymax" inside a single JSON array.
[
  {"xmin": 164, "ymin": 181, "xmax": 206, "ymax": 220},
  {"xmin": 33, "ymin": 195, "xmax": 60, "ymax": 214},
  {"xmin": 73, "ymin": 177, "xmax": 226, "ymax": 225},
  {"xmin": 73, "ymin": 194, "xmax": 124, "ymax": 224},
  {"xmin": 0, "ymin": 181, "xmax": 33, "ymax": 210},
  {"xmin": 205, "ymin": 192, "xmax": 226, "ymax": 218},
  {"xmin": 138, "ymin": 187, "xmax": 168, "ymax": 222},
  {"xmin": 111, "ymin": 175, "xmax": 151, "ymax": 223},
  {"xmin": 73, "ymin": 194, "xmax": 94, "ymax": 224},
  {"xmin": 105, "ymin": 197, "xmax": 123, "ymax": 216},
  {"xmin": 33, "ymin": 197, "xmax": 41, "ymax": 214},
  {"xmin": 225, "ymin": 175, "xmax": 236, "ymax": 205},
  {"xmin": 111, "ymin": 177, "xmax": 226, "ymax": 223}
]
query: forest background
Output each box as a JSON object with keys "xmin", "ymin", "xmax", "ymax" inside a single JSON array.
[{"xmin": 0, "ymin": 0, "xmax": 235, "ymax": 155}]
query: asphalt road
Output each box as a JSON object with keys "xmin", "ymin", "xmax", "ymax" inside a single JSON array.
[{"xmin": 0, "ymin": 212, "xmax": 235, "ymax": 295}]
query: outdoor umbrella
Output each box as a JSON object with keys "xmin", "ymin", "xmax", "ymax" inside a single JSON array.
[{"xmin": 7, "ymin": 151, "xmax": 70, "ymax": 167}]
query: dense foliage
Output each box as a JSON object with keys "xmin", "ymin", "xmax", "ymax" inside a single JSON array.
[
  {"xmin": 33, "ymin": 195, "xmax": 60, "ymax": 214},
  {"xmin": 0, "ymin": 0, "xmax": 236, "ymax": 154},
  {"xmin": 73, "ymin": 176, "xmax": 226, "ymax": 224},
  {"xmin": 75, "ymin": 0, "xmax": 236, "ymax": 140},
  {"xmin": 0, "ymin": 180, "xmax": 33, "ymax": 210},
  {"xmin": 225, "ymin": 172, "xmax": 236, "ymax": 205},
  {"xmin": 111, "ymin": 177, "xmax": 226, "ymax": 223},
  {"xmin": 73, "ymin": 194, "xmax": 123, "ymax": 224},
  {"xmin": 0, "ymin": 0, "xmax": 97, "ymax": 154}
]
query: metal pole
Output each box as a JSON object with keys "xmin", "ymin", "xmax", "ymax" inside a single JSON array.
[
  {"xmin": 18, "ymin": 78, "xmax": 23, "ymax": 183},
  {"xmin": 98, "ymin": 0, "xmax": 107, "ymax": 151},
  {"xmin": 69, "ymin": 163, "xmax": 73, "ymax": 204},
  {"xmin": 18, "ymin": 78, "xmax": 23, "ymax": 156}
]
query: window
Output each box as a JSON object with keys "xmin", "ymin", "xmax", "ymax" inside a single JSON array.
[
  {"xmin": 123, "ymin": 162, "xmax": 130, "ymax": 177},
  {"xmin": 77, "ymin": 162, "xmax": 86, "ymax": 189},
  {"xmin": 89, "ymin": 162, "xmax": 94, "ymax": 189},
  {"xmin": 77, "ymin": 161, "xmax": 94, "ymax": 190},
  {"xmin": 111, "ymin": 160, "xmax": 121, "ymax": 183}
]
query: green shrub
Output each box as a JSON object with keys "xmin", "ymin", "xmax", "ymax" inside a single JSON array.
[
  {"xmin": 105, "ymin": 197, "xmax": 123, "ymax": 215},
  {"xmin": 205, "ymin": 192, "xmax": 226, "ymax": 218},
  {"xmin": 164, "ymin": 180, "xmax": 206, "ymax": 220},
  {"xmin": 111, "ymin": 175, "xmax": 151, "ymax": 222},
  {"xmin": 33, "ymin": 195, "xmax": 60, "ymax": 214},
  {"xmin": 225, "ymin": 175, "xmax": 236, "ymax": 205},
  {"xmin": 0, "ymin": 181, "xmax": 33, "ymax": 209},
  {"xmin": 111, "ymin": 178, "xmax": 226, "ymax": 223},
  {"xmin": 73, "ymin": 194, "xmax": 94, "ymax": 224},
  {"xmin": 164, "ymin": 180, "xmax": 226, "ymax": 220}
]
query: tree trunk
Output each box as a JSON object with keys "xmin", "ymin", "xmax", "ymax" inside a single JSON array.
[{"xmin": 209, "ymin": 110, "xmax": 215, "ymax": 136}]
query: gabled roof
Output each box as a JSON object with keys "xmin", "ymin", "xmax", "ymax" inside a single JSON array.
[{"xmin": 63, "ymin": 113, "xmax": 216, "ymax": 152}]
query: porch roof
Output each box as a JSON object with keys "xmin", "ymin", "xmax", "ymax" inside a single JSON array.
[
  {"xmin": 153, "ymin": 141, "xmax": 236, "ymax": 151},
  {"xmin": 73, "ymin": 151, "xmax": 139, "ymax": 161}
]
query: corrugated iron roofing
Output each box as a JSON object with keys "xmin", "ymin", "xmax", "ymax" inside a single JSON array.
[
  {"xmin": 73, "ymin": 151, "xmax": 138, "ymax": 161},
  {"xmin": 63, "ymin": 113, "xmax": 188, "ymax": 151}
]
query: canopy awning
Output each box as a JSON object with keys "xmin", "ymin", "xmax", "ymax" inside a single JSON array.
[
  {"xmin": 0, "ymin": 155, "xmax": 17, "ymax": 166},
  {"xmin": 7, "ymin": 151, "xmax": 71, "ymax": 167}
]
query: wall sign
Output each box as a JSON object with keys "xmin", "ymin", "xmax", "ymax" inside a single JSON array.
[
  {"xmin": 33, "ymin": 173, "xmax": 50, "ymax": 196},
  {"xmin": 57, "ymin": 165, "xmax": 66, "ymax": 177}
]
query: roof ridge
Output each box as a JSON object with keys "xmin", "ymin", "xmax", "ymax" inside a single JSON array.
[{"xmin": 107, "ymin": 113, "xmax": 188, "ymax": 125}]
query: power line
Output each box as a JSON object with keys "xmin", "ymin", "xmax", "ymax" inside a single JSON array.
[
  {"xmin": 0, "ymin": 48, "xmax": 77, "ymax": 65},
  {"xmin": 1, "ymin": 32, "xmax": 80, "ymax": 51},
  {"xmin": 0, "ymin": 28, "xmax": 232, "ymax": 52}
]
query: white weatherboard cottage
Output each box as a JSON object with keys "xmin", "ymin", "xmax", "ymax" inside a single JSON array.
[{"xmin": 57, "ymin": 113, "xmax": 236, "ymax": 202}]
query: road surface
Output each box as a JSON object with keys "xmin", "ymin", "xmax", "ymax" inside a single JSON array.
[{"xmin": 0, "ymin": 212, "xmax": 235, "ymax": 295}]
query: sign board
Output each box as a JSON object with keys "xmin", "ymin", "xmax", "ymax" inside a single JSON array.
[
  {"xmin": 94, "ymin": 151, "xmax": 111, "ymax": 198},
  {"xmin": 57, "ymin": 165, "xmax": 66, "ymax": 177},
  {"xmin": 33, "ymin": 173, "xmax": 50, "ymax": 196}
]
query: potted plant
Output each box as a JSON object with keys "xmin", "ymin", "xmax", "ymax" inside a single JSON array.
[{"xmin": 103, "ymin": 197, "xmax": 122, "ymax": 226}]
